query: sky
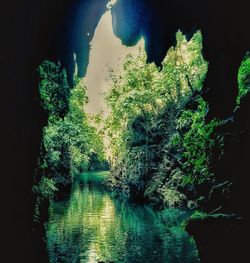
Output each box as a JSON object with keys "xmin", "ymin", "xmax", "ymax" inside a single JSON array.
[{"xmin": 84, "ymin": 5, "xmax": 144, "ymax": 116}]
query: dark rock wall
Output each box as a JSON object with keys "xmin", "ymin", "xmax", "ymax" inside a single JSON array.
[
  {"xmin": 2, "ymin": 1, "xmax": 108, "ymax": 262},
  {"xmin": 184, "ymin": 94, "xmax": 250, "ymax": 262}
]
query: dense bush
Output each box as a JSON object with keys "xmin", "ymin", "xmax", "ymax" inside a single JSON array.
[
  {"xmin": 39, "ymin": 61, "xmax": 70, "ymax": 118},
  {"xmin": 36, "ymin": 61, "xmax": 105, "ymax": 200},
  {"xmin": 102, "ymin": 31, "xmax": 214, "ymax": 207},
  {"xmin": 178, "ymin": 98, "xmax": 221, "ymax": 185}
]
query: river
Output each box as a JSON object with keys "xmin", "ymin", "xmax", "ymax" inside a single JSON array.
[{"xmin": 46, "ymin": 171, "xmax": 199, "ymax": 263}]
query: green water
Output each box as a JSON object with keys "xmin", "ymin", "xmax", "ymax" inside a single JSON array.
[{"xmin": 46, "ymin": 171, "xmax": 199, "ymax": 263}]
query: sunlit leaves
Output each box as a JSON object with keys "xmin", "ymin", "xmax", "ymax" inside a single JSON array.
[
  {"xmin": 102, "ymin": 31, "xmax": 207, "ymax": 168},
  {"xmin": 38, "ymin": 61, "xmax": 101, "ymax": 193}
]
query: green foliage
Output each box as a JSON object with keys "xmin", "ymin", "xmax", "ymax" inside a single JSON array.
[
  {"xmin": 103, "ymin": 31, "xmax": 207, "ymax": 168},
  {"xmin": 36, "ymin": 177, "xmax": 58, "ymax": 200},
  {"xmin": 40, "ymin": 77, "xmax": 90, "ymax": 189},
  {"xmin": 37, "ymin": 61, "xmax": 106, "ymax": 198},
  {"xmin": 38, "ymin": 61, "xmax": 70, "ymax": 118},
  {"xmin": 42, "ymin": 116, "xmax": 89, "ymax": 185},
  {"xmin": 190, "ymin": 210, "xmax": 207, "ymax": 219},
  {"xmin": 33, "ymin": 61, "xmax": 108, "ymax": 225},
  {"xmin": 237, "ymin": 54, "xmax": 250, "ymax": 104},
  {"xmin": 179, "ymin": 98, "xmax": 220, "ymax": 184},
  {"xmin": 32, "ymin": 176, "xmax": 58, "ymax": 223},
  {"xmin": 102, "ymin": 31, "xmax": 211, "ymax": 207}
]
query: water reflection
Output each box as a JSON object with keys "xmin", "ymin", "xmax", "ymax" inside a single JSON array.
[{"xmin": 46, "ymin": 171, "xmax": 199, "ymax": 263}]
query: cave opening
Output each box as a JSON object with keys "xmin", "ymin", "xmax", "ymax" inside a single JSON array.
[{"xmin": 3, "ymin": 0, "xmax": 250, "ymax": 262}]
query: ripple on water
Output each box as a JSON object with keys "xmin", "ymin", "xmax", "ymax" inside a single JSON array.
[{"xmin": 46, "ymin": 171, "xmax": 199, "ymax": 263}]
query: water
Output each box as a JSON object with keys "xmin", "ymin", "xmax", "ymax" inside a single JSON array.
[{"xmin": 46, "ymin": 171, "xmax": 199, "ymax": 263}]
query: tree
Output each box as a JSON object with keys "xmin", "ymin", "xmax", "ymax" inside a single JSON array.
[
  {"xmin": 102, "ymin": 31, "xmax": 207, "ymax": 170},
  {"xmin": 100, "ymin": 31, "xmax": 212, "ymax": 206},
  {"xmin": 37, "ymin": 61, "xmax": 97, "ymax": 197},
  {"xmin": 38, "ymin": 61, "xmax": 71, "ymax": 118}
]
